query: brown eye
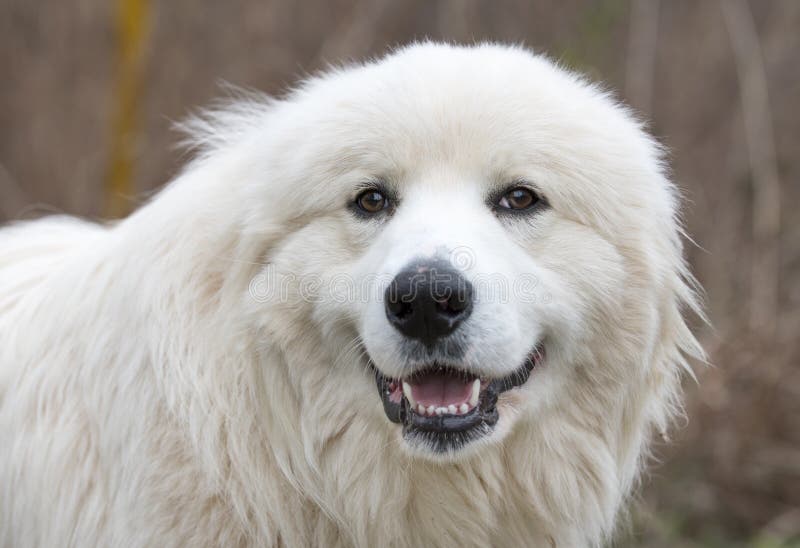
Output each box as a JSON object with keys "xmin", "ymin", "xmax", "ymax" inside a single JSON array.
[
  {"xmin": 497, "ymin": 187, "xmax": 538, "ymax": 210},
  {"xmin": 356, "ymin": 189, "xmax": 389, "ymax": 213}
]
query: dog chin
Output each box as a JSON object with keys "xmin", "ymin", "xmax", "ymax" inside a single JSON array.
[{"xmin": 396, "ymin": 406, "xmax": 518, "ymax": 462}]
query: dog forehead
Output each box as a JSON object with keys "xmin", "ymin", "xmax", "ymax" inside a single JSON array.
[
  {"xmin": 298, "ymin": 51, "xmax": 550, "ymax": 149},
  {"xmin": 301, "ymin": 50, "xmax": 618, "ymax": 180}
]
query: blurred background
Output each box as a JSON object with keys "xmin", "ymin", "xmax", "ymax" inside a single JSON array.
[{"xmin": 1, "ymin": 0, "xmax": 797, "ymax": 545}]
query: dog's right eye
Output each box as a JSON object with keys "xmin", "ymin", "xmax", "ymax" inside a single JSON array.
[
  {"xmin": 497, "ymin": 187, "xmax": 539, "ymax": 211},
  {"xmin": 355, "ymin": 189, "xmax": 390, "ymax": 214}
]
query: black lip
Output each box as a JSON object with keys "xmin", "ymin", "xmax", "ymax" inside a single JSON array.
[{"xmin": 373, "ymin": 346, "xmax": 543, "ymax": 452}]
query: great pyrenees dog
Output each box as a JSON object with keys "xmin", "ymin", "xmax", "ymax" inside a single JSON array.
[{"xmin": 0, "ymin": 43, "xmax": 703, "ymax": 547}]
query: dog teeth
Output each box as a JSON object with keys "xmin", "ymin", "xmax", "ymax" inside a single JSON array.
[
  {"xmin": 469, "ymin": 379, "xmax": 480, "ymax": 407},
  {"xmin": 413, "ymin": 403, "xmax": 474, "ymax": 416},
  {"xmin": 407, "ymin": 388, "xmax": 477, "ymax": 416},
  {"xmin": 402, "ymin": 381, "xmax": 416, "ymax": 408}
]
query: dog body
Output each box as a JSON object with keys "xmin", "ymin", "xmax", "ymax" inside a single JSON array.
[{"xmin": 0, "ymin": 43, "xmax": 702, "ymax": 547}]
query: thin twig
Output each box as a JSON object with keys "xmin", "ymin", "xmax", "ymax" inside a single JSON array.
[
  {"xmin": 720, "ymin": 0, "xmax": 781, "ymax": 335},
  {"xmin": 625, "ymin": 0, "xmax": 661, "ymax": 115},
  {"xmin": 315, "ymin": 0, "xmax": 391, "ymax": 64},
  {"xmin": 0, "ymin": 162, "xmax": 28, "ymax": 220}
]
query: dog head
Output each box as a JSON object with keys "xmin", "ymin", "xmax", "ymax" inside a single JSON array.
[{"xmin": 223, "ymin": 43, "xmax": 701, "ymax": 462}]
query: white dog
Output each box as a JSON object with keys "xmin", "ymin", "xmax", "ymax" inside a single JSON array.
[{"xmin": 0, "ymin": 43, "xmax": 703, "ymax": 547}]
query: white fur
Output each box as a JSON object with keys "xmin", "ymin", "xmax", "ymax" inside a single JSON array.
[{"xmin": 0, "ymin": 43, "xmax": 703, "ymax": 547}]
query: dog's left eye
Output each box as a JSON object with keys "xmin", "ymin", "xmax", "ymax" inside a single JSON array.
[
  {"xmin": 355, "ymin": 189, "xmax": 390, "ymax": 214},
  {"xmin": 497, "ymin": 187, "xmax": 539, "ymax": 211}
]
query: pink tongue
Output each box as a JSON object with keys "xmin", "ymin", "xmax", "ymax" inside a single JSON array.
[{"xmin": 409, "ymin": 372, "xmax": 473, "ymax": 408}]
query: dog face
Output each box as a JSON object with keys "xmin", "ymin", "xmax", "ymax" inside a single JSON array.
[{"xmin": 245, "ymin": 44, "xmax": 680, "ymax": 461}]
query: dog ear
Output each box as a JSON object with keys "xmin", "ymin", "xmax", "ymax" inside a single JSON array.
[{"xmin": 173, "ymin": 84, "xmax": 277, "ymax": 163}]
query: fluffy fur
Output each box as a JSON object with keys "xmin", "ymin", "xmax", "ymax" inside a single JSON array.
[{"xmin": 0, "ymin": 43, "xmax": 703, "ymax": 547}]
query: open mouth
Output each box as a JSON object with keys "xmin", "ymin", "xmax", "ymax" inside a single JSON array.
[{"xmin": 373, "ymin": 345, "xmax": 545, "ymax": 453}]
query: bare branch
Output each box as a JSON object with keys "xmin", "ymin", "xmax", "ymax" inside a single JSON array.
[
  {"xmin": 720, "ymin": 0, "xmax": 781, "ymax": 334},
  {"xmin": 0, "ymin": 163, "xmax": 28, "ymax": 220},
  {"xmin": 315, "ymin": 0, "xmax": 391, "ymax": 63},
  {"xmin": 625, "ymin": 0, "xmax": 661, "ymax": 115}
]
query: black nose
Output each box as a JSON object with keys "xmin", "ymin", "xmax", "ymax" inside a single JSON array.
[{"xmin": 384, "ymin": 260, "xmax": 473, "ymax": 345}]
